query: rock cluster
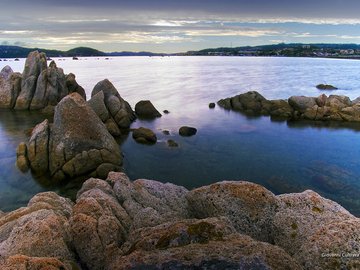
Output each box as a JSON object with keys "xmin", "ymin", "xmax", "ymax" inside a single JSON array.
[
  {"xmin": 88, "ymin": 79, "xmax": 136, "ymax": 136},
  {"xmin": 1, "ymin": 172, "xmax": 359, "ymax": 269},
  {"xmin": 0, "ymin": 51, "xmax": 85, "ymax": 111},
  {"xmin": 218, "ymin": 90, "xmax": 360, "ymax": 122},
  {"xmin": 17, "ymin": 93, "xmax": 122, "ymax": 183}
]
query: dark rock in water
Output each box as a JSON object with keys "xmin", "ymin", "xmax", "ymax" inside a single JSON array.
[
  {"xmin": 179, "ymin": 126, "xmax": 197, "ymax": 136},
  {"xmin": 72, "ymin": 57, "xmax": 79, "ymax": 60},
  {"xmin": 14, "ymin": 58, "xmax": 19, "ymax": 61},
  {"xmin": 89, "ymin": 79, "xmax": 136, "ymax": 136},
  {"xmin": 16, "ymin": 142, "xmax": 29, "ymax": 172},
  {"xmin": 167, "ymin": 139, "xmax": 178, "ymax": 147},
  {"xmin": 163, "ymin": 109, "xmax": 170, "ymax": 114},
  {"xmin": 218, "ymin": 91, "xmax": 360, "ymax": 122},
  {"xmin": 316, "ymin": 84, "xmax": 338, "ymax": 90},
  {"xmin": 135, "ymin": 100, "xmax": 162, "ymax": 118},
  {"xmin": 66, "ymin": 73, "xmax": 86, "ymax": 100},
  {"xmin": 17, "ymin": 93, "xmax": 122, "ymax": 183},
  {"xmin": 132, "ymin": 127, "xmax": 157, "ymax": 144},
  {"xmin": 209, "ymin": 102, "xmax": 215, "ymax": 108},
  {"xmin": 162, "ymin": 129, "xmax": 170, "ymax": 135}
]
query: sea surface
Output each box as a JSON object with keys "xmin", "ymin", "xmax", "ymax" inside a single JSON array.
[{"xmin": 1, "ymin": 56, "xmax": 360, "ymax": 215}]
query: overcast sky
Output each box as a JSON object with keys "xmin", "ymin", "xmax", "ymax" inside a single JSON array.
[{"xmin": 2, "ymin": 0, "xmax": 360, "ymax": 53}]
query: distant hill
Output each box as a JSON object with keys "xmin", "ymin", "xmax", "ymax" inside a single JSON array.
[{"xmin": 0, "ymin": 45, "xmax": 170, "ymax": 58}]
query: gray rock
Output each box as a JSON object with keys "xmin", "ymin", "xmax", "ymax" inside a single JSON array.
[
  {"xmin": 89, "ymin": 79, "xmax": 135, "ymax": 135},
  {"xmin": 288, "ymin": 96, "xmax": 317, "ymax": 113},
  {"xmin": 0, "ymin": 66, "xmax": 22, "ymax": 109},
  {"xmin": 66, "ymin": 73, "xmax": 86, "ymax": 100},
  {"xmin": 186, "ymin": 181, "xmax": 278, "ymax": 243},
  {"xmin": 132, "ymin": 127, "xmax": 157, "ymax": 144},
  {"xmin": 15, "ymin": 51, "xmax": 47, "ymax": 110},
  {"xmin": 135, "ymin": 100, "xmax": 162, "ymax": 118}
]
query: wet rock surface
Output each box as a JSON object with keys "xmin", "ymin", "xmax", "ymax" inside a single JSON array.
[
  {"xmin": 218, "ymin": 90, "xmax": 360, "ymax": 122},
  {"xmin": 0, "ymin": 51, "xmax": 85, "ymax": 111},
  {"xmin": 135, "ymin": 100, "xmax": 162, "ymax": 118},
  {"xmin": 1, "ymin": 172, "xmax": 358, "ymax": 269},
  {"xmin": 132, "ymin": 127, "xmax": 157, "ymax": 144}
]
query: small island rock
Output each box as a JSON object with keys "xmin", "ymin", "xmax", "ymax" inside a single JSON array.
[
  {"xmin": 135, "ymin": 100, "xmax": 162, "ymax": 118},
  {"xmin": 179, "ymin": 126, "xmax": 197, "ymax": 136}
]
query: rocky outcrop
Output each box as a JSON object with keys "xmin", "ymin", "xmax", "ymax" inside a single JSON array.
[
  {"xmin": 0, "ymin": 51, "xmax": 85, "ymax": 111},
  {"xmin": 218, "ymin": 90, "xmax": 360, "ymax": 122},
  {"xmin": 132, "ymin": 127, "xmax": 157, "ymax": 144},
  {"xmin": 1, "ymin": 172, "xmax": 359, "ymax": 269},
  {"xmin": 88, "ymin": 79, "xmax": 136, "ymax": 136},
  {"xmin": 316, "ymin": 83, "xmax": 338, "ymax": 90},
  {"xmin": 17, "ymin": 93, "xmax": 122, "ymax": 183},
  {"xmin": 0, "ymin": 192, "xmax": 78, "ymax": 270},
  {"xmin": 135, "ymin": 100, "xmax": 162, "ymax": 118}
]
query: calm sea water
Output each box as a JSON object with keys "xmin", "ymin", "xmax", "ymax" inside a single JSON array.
[{"xmin": 1, "ymin": 56, "xmax": 360, "ymax": 215}]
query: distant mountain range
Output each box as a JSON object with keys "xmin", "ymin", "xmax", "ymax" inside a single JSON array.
[
  {"xmin": 2, "ymin": 43, "xmax": 360, "ymax": 58},
  {"xmin": 0, "ymin": 45, "xmax": 170, "ymax": 58}
]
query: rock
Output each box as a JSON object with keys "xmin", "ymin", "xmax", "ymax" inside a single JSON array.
[
  {"xmin": 15, "ymin": 142, "xmax": 29, "ymax": 173},
  {"xmin": 186, "ymin": 181, "xmax": 278, "ymax": 243},
  {"xmin": 167, "ymin": 139, "xmax": 179, "ymax": 147},
  {"xmin": 0, "ymin": 192, "xmax": 76, "ymax": 269},
  {"xmin": 269, "ymin": 99, "xmax": 294, "ymax": 119},
  {"xmin": 316, "ymin": 93, "xmax": 327, "ymax": 107},
  {"xmin": 30, "ymin": 61, "xmax": 68, "ymax": 110},
  {"xmin": 162, "ymin": 129, "xmax": 170, "ymax": 135},
  {"xmin": 326, "ymin": 95, "xmax": 352, "ymax": 110},
  {"xmin": 0, "ymin": 66, "xmax": 22, "ymax": 109},
  {"xmin": 20, "ymin": 93, "xmax": 122, "ymax": 182},
  {"xmin": 49, "ymin": 93, "xmax": 122, "ymax": 181},
  {"xmin": 112, "ymin": 218, "xmax": 301, "ymax": 270},
  {"xmin": 135, "ymin": 100, "xmax": 162, "ymax": 118},
  {"xmin": 0, "ymin": 255, "xmax": 71, "ymax": 270},
  {"xmin": 316, "ymin": 84, "xmax": 338, "ymax": 90},
  {"xmin": 163, "ymin": 109, "xmax": 170, "ymax": 114},
  {"xmin": 209, "ymin": 102, "xmax": 215, "ymax": 108},
  {"xmin": 288, "ymin": 96, "xmax": 317, "ymax": 113},
  {"xmin": 89, "ymin": 79, "xmax": 135, "ymax": 135},
  {"xmin": 132, "ymin": 127, "xmax": 157, "ymax": 144},
  {"xmin": 273, "ymin": 190, "xmax": 355, "ymax": 256},
  {"xmin": 15, "ymin": 51, "xmax": 47, "ymax": 110},
  {"xmin": 66, "ymin": 73, "xmax": 86, "ymax": 100},
  {"xmin": 179, "ymin": 126, "xmax": 197, "ymax": 136}
]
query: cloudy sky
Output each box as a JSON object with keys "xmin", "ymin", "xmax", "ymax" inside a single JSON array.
[{"xmin": 2, "ymin": 0, "xmax": 360, "ymax": 53}]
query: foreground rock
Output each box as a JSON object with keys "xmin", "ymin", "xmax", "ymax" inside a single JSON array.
[
  {"xmin": 135, "ymin": 100, "xmax": 162, "ymax": 118},
  {"xmin": 218, "ymin": 90, "xmax": 360, "ymax": 122},
  {"xmin": 1, "ymin": 172, "xmax": 359, "ymax": 269},
  {"xmin": 0, "ymin": 51, "xmax": 85, "ymax": 111},
  {"xmin": 17, "ymin": 93, "xmax": 122, "ymax": 183},
  {"xmin": 89, "ymin": 79, "xmax": 136, "ymax": 136}
]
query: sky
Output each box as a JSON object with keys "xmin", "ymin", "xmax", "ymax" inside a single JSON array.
[{"xmin": 2, "ymin": 0, "xmax": 360, "ymax": 53}]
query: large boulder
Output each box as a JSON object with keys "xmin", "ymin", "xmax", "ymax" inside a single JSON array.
[
  {"xmin": 132, "ymin": 127, "xmax": 157, "ymax": 144},
  {"xmin": 89, "ymin": 79, "xmax": 136, "ymax": 136},
  {"xmin": 0, "ymin": 192, "xmax": 77, "ymax": 269},
  {"xmin": 186, "ymin": 181, "xmax": 278, "ymax": 243},
  {"xmin": 0, "ymin": 66, "xmax": 22, "ymax": 108},
  {"xmin": 18, "ymin": 93, "xmax": 122, "ymax": 182},
  {"xmin": 135, "ymin": 100, "xmax": 162, "ymax": 118},
  {"xmin": 15, "ymin": 51, "xmax": 47, "ymax": 110},
  {"xmin": 288, "ymin": 96, "xmax": 317, "ymax": 113}
]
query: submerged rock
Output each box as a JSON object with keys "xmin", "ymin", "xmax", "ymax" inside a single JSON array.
[
  {"xmin": 89, "ymin": 79, "xmax": 136, "ymax": 136},
  {"xmin": 179, "ymin": 126, "xmax": 197, "ymax": 136},
  {"xmin": 135, "ymin": 100, "xmax": 162, "ymax": 118},
  {"xmin": 316, "ymin": 84, "xmax": 338, "ymax": 90},
  {"xmin": 132, "ymin": 127, "xmax": 157, "ymax": 144}
]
